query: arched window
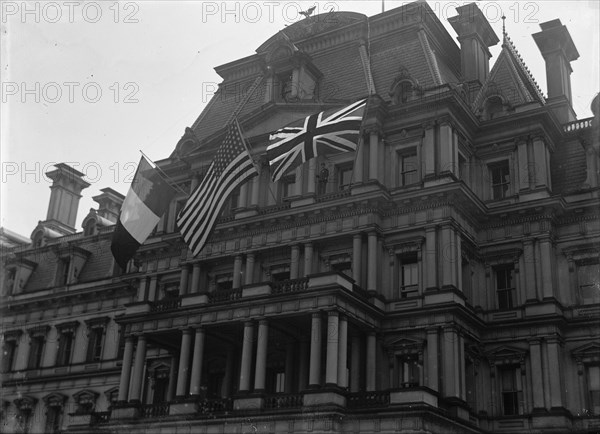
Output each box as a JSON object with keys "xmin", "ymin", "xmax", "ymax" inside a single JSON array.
[{"xmin": 482, "ymin": 95, "xmax": 505, "ymax": 120}]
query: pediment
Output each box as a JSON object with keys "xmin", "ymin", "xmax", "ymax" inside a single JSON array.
[
  {"xmin": 572, "ymin": 342, "xmax": 600, "ymax": 362},
  {"xmin": 42, "ymin": 392, "xmax": 67, "ymax": 407},
  {"xmin": 487, "ymin": 345, "xmax": 527, "ymax": 363}
]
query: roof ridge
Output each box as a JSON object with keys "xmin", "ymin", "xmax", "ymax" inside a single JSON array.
[{"xmin": 417, "ymin": 29, "xmax": 442, "ymax": 86}]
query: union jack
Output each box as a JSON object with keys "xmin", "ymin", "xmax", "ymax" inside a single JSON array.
[{"xmin": 266, "ymin": 99, "xmax": 367, "ymax": 182}]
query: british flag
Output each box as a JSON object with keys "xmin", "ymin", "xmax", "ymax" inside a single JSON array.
[{"xmin": 266, "ymin": 99, "xmax": 367, "ymax": 182}]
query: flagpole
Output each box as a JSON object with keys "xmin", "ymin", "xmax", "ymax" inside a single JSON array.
[{"xmin": 139, "ymin": 150, "xmax": 189, "ymax": 197}]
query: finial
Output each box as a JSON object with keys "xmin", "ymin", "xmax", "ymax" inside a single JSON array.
[{"xmin": 502, "ymin": 15, "xmax": 506, "ymax": 40}]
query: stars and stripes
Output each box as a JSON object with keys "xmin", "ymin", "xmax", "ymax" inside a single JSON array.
[
  {"xmin": 266, "ymin": 99, "xmax": 366, "ymax": 182},
  {"xmin": 177, "ymin": 120, "xmax": 257, "ymax": 257}
]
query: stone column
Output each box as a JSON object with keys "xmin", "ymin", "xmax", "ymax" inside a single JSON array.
[
  {"xmin": 290, "ymin": 245, "xmax": 300, "ymax": 279},
  {"xmin": 304, "ymin": 243, "xmax": 313, "ymax": 276},
  {"xmin": 129, "ymin": 335, "xmax": 147, "ymax": 402},
  {"xmin": 309, "ymin": 313, "xmax": 322, "ymax": 387},
  {"xmin": 337, "ymin": 315, "xmax": 348, "ymax": 388},
  {"xmin": 539, "ymin": 238, "xmax": 555, "ymax": 299},
  {"xmin": 422, "ymin": 122, "xmax": 435, "ymax": 177},
  {"xmin": 190, "ymin": 263, "xmax": 201, "ymax": 293},
  {"xmin": 355, "ymin": 134, "xmax": 364, "ymax": 183},
  {"xmin": 179, "ymin": 266, "xmax": 190, "ymax": 296},
  {"xmin": 532, "ymin": 137, "xmax": 549, "ymax": 189},
  {"xmin": 368, "ymin": 130, "xmax": 379, "ymax": 181},
  {"xmin": 175, "ymin": 329, "xmax": 192, "ymax": 397},
  {"xmin": 137, "ymin": 277, "xmax": 148, "ymax": 302},
  {"xmin": 232, "ymin": 255, "xmax": 243, "ymax": 289},
  {"xmin": 442, "ymin": 327, "xmax": 459, "ymax": 398},
  {"xmin": 244, "ymin": 253, "xmax": 255, "ymax": 285},
  {"xmin": 523, "ymin": 239, "xmax": 538, "ymax": 301},
  {"xmin": 189, "ymin": 328, "xmax": 205, "ymax": 396},
  {"xmin": 325, "ymin": 311, "xmax": 339, "ymax": 386},
  {"xmin": 439, "ymin": 122, "xmax": 454, "ymax": 175},
  {"xmin": 307, "ymin": 159, "xmax": 316, "ymax": 195},
  {"xmin": 167, "ymin": 359, "xmax": 177, "ymax": 401},
  {"xmin": 285, "ymin": 342, "xmax": 295, "ymax": 393},
  {"xmin": 440, "ymin": 226, "xmax": 455, "ymax": 288},
  {"xmin": 254, "ymin": 320, "xmax": 269, "ymax": 392},
  {"xmin": 366, "ymin": 332, "xmax": 376, "ymax": 391},
  {"xmin": 426, "ymin": 328, "xmax": 439, "ymax": 391},
  {"xmin": 239, "ymin": 322, "xmax": 254, "ymax": 392},
  {"xmin": 250, "ymin": 174, "xmax": 260, "ymax": 206},
  {"xmin": 350, "ymin": 336, "xmax": 361, "ymax": 392},
  {"xmin": 352, "ymin": 234, "xmax": 362, "ymax": 287},
  {"xmin": 517, "ymin": 137, "xmax": 530, "ymax": 191},
  {"xmin": 529, "ymin": 338, "xmax": 545, "ymax": 410},
  {"xmin": 147, "ymin": 276, "xmax": 158, "ymax": 302},
  {"xmin": 367, "ymin": 232, "xmax": 378, "ymax": 292},
  {"xmin": 238, "ymin": 183, "xmax": 248, "ymax": 209},
  {"xmin": 424, "ymin": 227, "xmax": 437, "ymax": 290},
  {"xmin": 117, "ymin": 336, "xmax": 135, "ymax": 401},
  {"xmin": 546, "ymin": 337, "xmax": 564, "ymax": 408}
]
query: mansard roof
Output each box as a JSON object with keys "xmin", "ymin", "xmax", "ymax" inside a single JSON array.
[{"xmin": 184, "ymin": 2, "xmax": 460, "ymax": 153}]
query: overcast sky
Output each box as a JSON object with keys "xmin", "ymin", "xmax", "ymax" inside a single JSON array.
[{"xmin": 1, "ymin": 0, "xmax": 598, "ymax": 239}]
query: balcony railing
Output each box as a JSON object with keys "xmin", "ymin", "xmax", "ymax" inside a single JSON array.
[
  {"xmin": 271, "ymin": 278, "xmax": 309, "ymax": 294},
  {"xmin": 208, "ymin": 287, "xmax": 242, "ymax": 303},
  {"xmin": 564, "ymin": 117, "xmax": 593, "ymax": 132},
  {"xmin": 150, "ymin": 297, "xmax": 182, "ymax": 312},
  {"xmin": 140, "ymin": 402, "xmax": 170, "ymax": 418},
  {"xmin": 264, "ymin": 393, "xmax": 304, "ymax": 410},
  {"xmin": 347, "ymin": 391, "xmax": 390, "ymax": 408},
  {"xmin": 197, "ymin": 397, "xmax": 233, "ymax": 416}
]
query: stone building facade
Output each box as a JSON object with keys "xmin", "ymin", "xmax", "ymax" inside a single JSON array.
[{"xmin": 1, "ymin": 2, "xmax": 599, "ymax": 433}]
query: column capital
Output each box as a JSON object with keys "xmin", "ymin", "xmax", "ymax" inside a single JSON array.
[
  {"xmin": 180, "ymin": 328, "xmax": 193, "ymax": 335},
  {"xmin": 426, "ymin": 326, "xmax": 439, "ymax": 335},
  {"xmin": 311, "ymin": 311, "xmax": 322, "ymax": 320},
  {"xmin": 326, "ymin": 310, "xmax": 339, "ymax": 318},
  {"xmin": 258, "ymin": 318, "xmax": 269, "ymax": 327}
]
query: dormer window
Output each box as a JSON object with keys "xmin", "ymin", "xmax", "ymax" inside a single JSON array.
[
  {"xmin": 482, "ymin": 96, "xmax": 505, "ymax": 120},
  {"xmin": 2, "ymin": 267, "xmax": 16, "ymax": 296},
  {"xmin": 277, "ymin": 70, "xmax": 294, "ymax": 102}
]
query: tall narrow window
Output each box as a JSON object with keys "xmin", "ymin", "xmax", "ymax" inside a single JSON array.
[
  {"xmin": 44, "ymin": 405, "xmax": 63, "ymax": 434},
  {"xmin": 57, "ymin": 257, "xmax": 71, "ymax": 286},
  {"xmin": 499, "ymin": 365, "xmax": 523, "ymax": 415},
  {"xmin": 496, "ymin": 265, "xmax": 516, "ymax": 310},
  {"xmin": 280, "ymin": 175, "xmax": 295, "ymax": 200},
  {"xmin": 398, "ymin": 254, "xmax": 419, "ymax": 298},
  {"xmin": 86, "ymin": 328, "xmax": 104, "ymax": 363},
  {"xmin": 489, "ymin": 161, "xmax": 510, "ymax": 200},
  {"xmin": 3, "ymin": 267, "xmax": 16, "ymax": 296},
  {"xmin": 56, "ymin": 332, "xmax": 74, "ymax": 366},
  {"xmin": 395, "ymin": 354, "xmax": 421, "ymax": 388},
  {"xmin": 398, "ymin": 152, "xmax": 418, "ymax": 186},
  {"xmin": 2, "ymin": 340, "xmax": 17, "ymax": 373},
  {"xmin": 337, "ymin": 165, "xmax": 353, "ymax": 191},
  {"xmin": 28, "ymin": 336, "xmax": 45, "ymax": 369}
]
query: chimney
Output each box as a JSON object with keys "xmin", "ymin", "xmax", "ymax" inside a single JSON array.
[
  {"xmin": 92, "ymin": 188, "xmax": 124, "ymax": 223},
  {"xmin": 449, "ymin": 3, "xmax": 499, "ymax": 85},
  {"xmin": 533, "ymin": 19, "xmax": 579, "ymax": 123},
  {"xmin": 44, "ymin": 163, "xmax": 90, "ymax": 235}
]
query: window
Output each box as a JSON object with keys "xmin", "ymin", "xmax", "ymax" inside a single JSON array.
[
  {"xmin": 395, "ymin": 354, "xmax": 422, "ymax": 388},
  {"xmin": 3, "ymin": 267, "xmax": 16, "ymax": 296},
  {"xmin": 56, "ymin": 332, "xmax": 74, "ymax": 366},
  {"xmin": 271, "ymin": 266, "xmax": 290, "ymax": 283},
  {"xmin": 281, "ymin": 175, "xmax": 296, "ymax": 200},
  {"xmin": 496, "ymin": 265, "xmax": 516, "ymax": 310},
  {"xmin": 28, "ymin": 336, "xmax": 45, "ymax": 369},
  {"xmin": 86, "ymin": 328, "xmax": 104, "ymax": 362},
  {"xmin": 45, "ymin": 405, "xmax": 63, "ymax": 434},
  {"xmin": 489, "ymin": 161, "xmax": 510, "ymax": 200},
  {"xmin": 277, "ymin": 71, "xmax": 293, "ymax": 102},
  {"xmin": 57, "ymin": 257, "xmax": 71, "ymax": 286},
  {"xmin": 398, "ymin": 152, "xmax": 418, "ymax": 186},
  {"xmin": 317, "ymin": 164, "xmax": 330, "ymax": 195},
  {"xmin": 337, "ymin": 164, "xmax": 353, "ymax": 191},
  {"xmin": 106, "ymin": 388, "xmax": 119, "ymax": 406},
  {"xmin": 398, "ymin": 254, "xmax": 419, "ymax": 298},
  {"xmin": 331, "ymin": 261, "xmax": 352, "ymax": 278},
  {"xmin": 587, "ymin": 365, "xmax": 600, "ymax": 415},
  {"xmin": 215, "ymin": 274, "xmax": 233, "ymax": 291},
  {"xmin": 578, "ymin": 263, "xmax": 600, "ymax": 304},
  {"xmin": 151, "ymin": 365, "xmax": 171, "ymax": 404},
  {"xmin": 2, "ymin": 340, "xmax": 17, "ymax": 373},
  {"xmin": 499, "ymin": 365, "xmax": 523, "ymax": 415}
]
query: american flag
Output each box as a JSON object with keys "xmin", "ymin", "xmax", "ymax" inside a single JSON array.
[
  {"xmin": 177, "ymin": 120, "xmax": 257, "ymax": 257},
  {"xmin": 266, "ymin": 99, "xmax": 366, "ymax": 182}
]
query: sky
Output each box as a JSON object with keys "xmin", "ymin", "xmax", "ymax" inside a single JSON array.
[{"xmin": 1, "ymin": 0, "xmax": 599, "ymax": 239}]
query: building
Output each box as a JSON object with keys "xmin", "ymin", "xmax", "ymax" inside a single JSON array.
[{"xmin": 1, "ymin": 2, "xmax": 599, "ymax": 433}]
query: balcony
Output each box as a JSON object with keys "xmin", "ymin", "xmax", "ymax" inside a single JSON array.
[
  {"xmin": 347, "ymin": 391, "xmax": 390, "ymax": 408},
  {"xmin": 140, "ymin": 402, "xmax": 170, "ymax": 418},
  {"xmin": 150, "ymin": 297, "xmax": 182, "ymax": 312},
  {"xmin": 264, "ymin": 393, "xmax": 304, "ymax": 410}
]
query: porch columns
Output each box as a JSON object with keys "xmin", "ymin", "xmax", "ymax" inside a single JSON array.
[
  {"xmin": 175, "ymin": 329, "xmax": 193, "ymax": 397},
  {"xmin": 325, "ymin": 311, "xmax": 339, "ymax": 386},
  {"xmin": 304, "ymin": 243, "xmax": 313, "ymax": 276},
  {"xmin": 239, "ymin": 321, "xmax": 254, "ymax": 392},
  {"xmin": 179, "ymin": 265, "xmax": 190, "ymax": 296},
  {"xmin": 129, "ymin": 335, "xmax": 147, "ymax": 402},
  {"xmin": 290, "ymin": 245, "xmax": 300, "ymax": 279},
  {"xmin": 254, "ymin": 320, "xmax": 269, "ymax": 392},
  {"xmin": 147, "ymin": 276, "xmax": 158, "ymax": 302},
  {"xmin": 233, "ymin": 255, "xmax": 243, "ymax": 289},
  {"xmin": 350, "ymin": 335, "xmax": 361, "ymax": 392},
  {"xmin": 190, "ymin": 327, "xmax": 205, "ymax": 395},
  {"xmin": 352, "ymin": 234, "xmax": 362, "ymax": 287},
  {"xmin": 190, "ymin": 263, "xmax": 201, "ymax": 293},
  {"xmin": 309, "ymin": 312, "xmax": 322, "ymax": 387},
  {"xmin": 117, "ymin": 336, "xmax": 135, "ymax": 401},
  {"xmin": 244, "ymin": 253, "xmax": 255, "ymax": 285},
  {"xmin": 367, "ymin": 232, "xmax": 378, "ymax": 292},
  {"xmin": 366, "ymin": 332, "xmax": 377, "ymax": 391},
  {"xmin": 337, "ymin": 315, "xmax": 348, "ymax": 388}
]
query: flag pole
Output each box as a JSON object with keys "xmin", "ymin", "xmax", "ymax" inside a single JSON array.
[
  {"xmin": 234, "ymin": 118, "xmax": 261, "ymax": 176},
  {"xmin": 139, "ymin": 150, "xmax": 189, "ymax": 197}
]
